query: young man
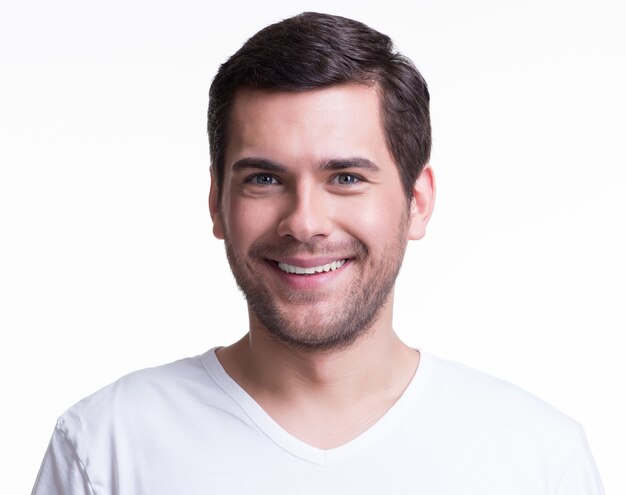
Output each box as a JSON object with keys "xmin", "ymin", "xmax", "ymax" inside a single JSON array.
[{"xmin": 33, "ymin": 12, "xmax": 604, "ymax": 494}]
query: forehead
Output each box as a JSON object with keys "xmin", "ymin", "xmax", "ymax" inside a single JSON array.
[{"xmin": 224, "ymin": 84, "xmax": 395, "ymax": 170}]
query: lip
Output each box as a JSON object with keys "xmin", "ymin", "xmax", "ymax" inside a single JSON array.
[
  {"xmin": 266, "ymin": 258, "xmax": 352, "ymax": 290},
  {"xmin": 270, "ymin": 257, "xmax": 351, "ymax": 268}
]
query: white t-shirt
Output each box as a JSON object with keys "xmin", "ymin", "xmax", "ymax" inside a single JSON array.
[{"xmin": 32, "ymin": 349, "xmax": 604, "ymax": 494}]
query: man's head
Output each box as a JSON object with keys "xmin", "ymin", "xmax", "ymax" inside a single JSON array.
[
  {"xmin": 207, "ymin": 13, "xmax": 435, "ymax": 351},
  {"xmin": 208, "ymin": 12, "xmax": 431, "ymax": 202}
]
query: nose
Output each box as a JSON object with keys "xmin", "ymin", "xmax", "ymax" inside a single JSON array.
[{"xmin": 277, "ymin": 183, "xmax": 333, "ymax": 242}]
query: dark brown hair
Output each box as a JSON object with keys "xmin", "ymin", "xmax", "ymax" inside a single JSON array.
[{"xmin": 208, "ymin": 12, "xmax": 431, "ymax": 200}]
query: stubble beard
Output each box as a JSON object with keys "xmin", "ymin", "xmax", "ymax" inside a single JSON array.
[{"xmin": 222, "ymin": 215, "xmax": 409, "ymax": 352}]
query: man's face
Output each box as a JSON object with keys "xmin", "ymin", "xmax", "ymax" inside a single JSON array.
[{"xmin": 210, "ymin": 84, "xmax": 430, "ymax": 350}]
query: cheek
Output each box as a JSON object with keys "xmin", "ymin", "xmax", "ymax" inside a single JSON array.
[
  {"xmin": 225, "ymin": 197, "xmax": 280, "ymax": 245},
  {"xmin": 333, "ymin": 190, "xmax": 407, "ymax": 242}
]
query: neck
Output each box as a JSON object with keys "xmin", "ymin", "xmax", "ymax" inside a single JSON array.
[
  {"xmin": 217, "ymin": 299, "xmax": 418, "ymax": 409},
  {"xmin": 215, "ymin": 298, "xmax": 420, "ymax": 449}
]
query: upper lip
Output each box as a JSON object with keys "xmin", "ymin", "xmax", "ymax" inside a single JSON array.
[{"xmin": 269, "ymin": 257, "xmax": 350, "ymax": 268}]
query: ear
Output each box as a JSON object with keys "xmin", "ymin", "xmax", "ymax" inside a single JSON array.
[
  {"xmin": 209, "ymin": 167, "xmax": 225, "ymax": 240},
  {"xmin": 408, "ymin": 165, "xmax": 436, "ymax": 240}
]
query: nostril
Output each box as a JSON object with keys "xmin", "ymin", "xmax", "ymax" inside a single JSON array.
[{"xmin": 276, "ymin": 202, "xmax": 333, "ymax": 242}]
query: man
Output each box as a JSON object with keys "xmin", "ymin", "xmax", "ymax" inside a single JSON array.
[{"xmin": 33, "ymin": 12, "xmax": 604, "ymax": 494}]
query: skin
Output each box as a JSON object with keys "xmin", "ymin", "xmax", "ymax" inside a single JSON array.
[{"xmin": 209, "ymin": 84, "xmax": 435, "ymax": 449}]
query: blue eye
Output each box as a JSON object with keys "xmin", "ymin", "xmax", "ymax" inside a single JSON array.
[
  {"xmin": 334, "ymin": 174, "xmax": 360, "ymax": 185},
  {"xmin": 250, "ymin": 174, "xmax": 278, "ymax": 185}
]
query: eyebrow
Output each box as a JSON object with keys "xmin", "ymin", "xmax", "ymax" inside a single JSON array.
[
  {"xmin": 320, "ymin": 157, "xmax": 381, "ymax": 172},
  {"xmin": 231, "ymin": 157, "xmax": 381, "ymax": 174},
  {"xmin": 231, "ymin": 158, "xmax": 287, "ymax": 174}
]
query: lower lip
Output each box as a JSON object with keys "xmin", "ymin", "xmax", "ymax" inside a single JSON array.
[{"xmin": 267, "ymin": 260, "xmax": 351, "ymax": 290}]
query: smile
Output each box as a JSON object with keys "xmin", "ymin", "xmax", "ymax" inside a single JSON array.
[{"xmin": 277, "ymin": 259, "xmax": 347, "ymax": 275}]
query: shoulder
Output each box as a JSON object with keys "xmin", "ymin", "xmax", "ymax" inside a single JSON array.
[
  {"xmin": 420, "ymin": 352, "xmax": 582, "ymax": 446},
  {"xmin": 36, "ymin": 350, "xmax": 250, "ymax": 493},
  {"xmin": 55, "ymin": 350, "xmax": 230, "ymax": 449},
  {"xmin": 60, "ymin": 355, "xmax": 200, "ymax": 420},
  {"xmin": 413, "ymin": 353, "xmax": 604, "ymax": 492}
]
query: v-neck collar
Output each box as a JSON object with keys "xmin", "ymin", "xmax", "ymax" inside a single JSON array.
[{"xmin": 201, "ymin": 347, "xmax": 432, "ymax": 465}]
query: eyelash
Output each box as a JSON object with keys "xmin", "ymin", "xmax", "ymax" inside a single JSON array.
[
  {"xmin": 332, "ymin": 173, "xmax": 362, "ymax": 185},
  {"xmin": 245, "ymin": 174, "xmax": 279, "ymax": 186}
]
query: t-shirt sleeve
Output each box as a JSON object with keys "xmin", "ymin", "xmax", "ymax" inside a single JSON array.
[
  {"xmin": 32, "ymin": 424, "xmax": 94, "ymax": 495},
  {"xmin": 555, "ymin": 427, "xmax": 605, "ymax": 495}
]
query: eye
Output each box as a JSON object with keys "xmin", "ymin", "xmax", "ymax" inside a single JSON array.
[
  {"xmin": 247, "ymin": 174, "xmax": 279, "ymax": 186},
  {"xmin": 332, "ymin": 173, "xmax": 361, "ymax": 185}
]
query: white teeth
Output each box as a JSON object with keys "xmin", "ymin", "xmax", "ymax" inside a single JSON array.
[{"xmin": 277, "ymin": 259, "xmax": 346, "ymax": 275}]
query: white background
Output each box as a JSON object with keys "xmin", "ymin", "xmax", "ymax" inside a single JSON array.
[{"xmin": 1, "ymin": 0, "xmax": 624, "ymax": 492}]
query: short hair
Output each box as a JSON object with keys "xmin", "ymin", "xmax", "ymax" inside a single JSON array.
[{"xmin": 208, "ymin": 12, "xmax": 431, "ymax": 201}]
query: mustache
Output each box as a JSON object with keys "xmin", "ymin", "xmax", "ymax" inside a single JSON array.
[{"xmin": 249, "ymin": 238, "xmax": 368, "ymax": 260}]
